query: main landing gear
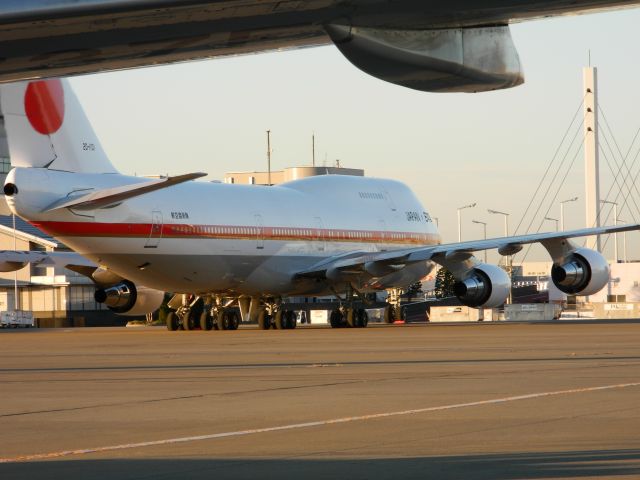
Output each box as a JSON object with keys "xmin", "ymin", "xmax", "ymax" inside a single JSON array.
[
  {"xmin": 328, "ymin": 284, "xmax": 369, "ymax": 329},
  {"xmin": 166, "ymin": 295, "xmax": 240, "ymax": 331},
  {"xmin": 258, "ymin": 300, "xmax": 297, "ymax": 330},
  {"xmin": 329, "ymin": 307, "xmax": 368, "ymax": 328},
  {"xmin": 165, "ymin": 295, "xmax": 299, "ymax": 331}
]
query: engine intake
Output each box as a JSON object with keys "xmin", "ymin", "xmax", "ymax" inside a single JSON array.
[
  {"xmin": 95, "ymin": 281, "xmax": 164, "ymax": 316},
  {"xmin": 551, "ymin": 248, "xmax": 609, "ymax": 296},
  {"xmin": 454, "ymin": 263, "xmax": 510, "ymax": 308}
]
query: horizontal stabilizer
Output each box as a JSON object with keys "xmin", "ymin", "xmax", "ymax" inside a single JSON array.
[
  {"xmin": 43, "ymin": 172, "xmax": 207, "ymax": 212},
  {"xmin": 0, "ymin": 250, "xmax": 96, "ymax": 273}
]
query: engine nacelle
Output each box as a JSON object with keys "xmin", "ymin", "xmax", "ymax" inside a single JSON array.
[
  {"xmin": 454, "ymin": 264, "xmax": 510, "ymax": 308},
  {"xmin": 95, "ymin": 281, "xmax": 164, "ymax": 316},
  {"xmin": 325, "ymin": 24, "xmax": 523, "ymax": 93},
  {"xmin": 551, "ymin": 248, "xmax": 609, "ymax": 296}
]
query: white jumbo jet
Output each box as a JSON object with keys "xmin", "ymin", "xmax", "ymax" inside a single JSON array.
[{"xmin": 0, "ymin": 78, "xmax": 637, "ymax": 331}]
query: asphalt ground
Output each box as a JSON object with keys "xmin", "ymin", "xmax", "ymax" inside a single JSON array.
[{"xmin": 1, "ymin": 321, "xmax": 639, "ymax": 479}]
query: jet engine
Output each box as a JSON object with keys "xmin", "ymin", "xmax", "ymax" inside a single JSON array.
[
  {"xmin": 95, "ymin": 281, "xmax": 164, "ymax": 316},
  {"xmin": 551, "ymin": 248, "xmax": 609, "ymax": 296},
  {"xmin": 325, "ymin": 24, "xmax": 523, "ymax": 93},
  {"xmin": 454, "ymin": 264, "xmax": 510, "ymax": 308}
]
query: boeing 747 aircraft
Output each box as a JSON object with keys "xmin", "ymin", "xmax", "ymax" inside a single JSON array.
[
  {"xmin": 0, "ymin": 1, "xmax": 639, "ymax": 91},
  {"xmin": 0, "ymin": 79, "xmax": 637, "ymax": 331}
]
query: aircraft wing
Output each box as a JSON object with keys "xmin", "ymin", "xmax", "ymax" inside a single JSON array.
[
  {"xmin": 0, "ymin": 1, "xmax": 638, "ymax": 88},
  {"xmin": 0, "ymin": 249, "xmax": 97, "ymax": 275},
  {"xmin": 295, "ymin": 223, "xmax": 640, "ymax": 280}
]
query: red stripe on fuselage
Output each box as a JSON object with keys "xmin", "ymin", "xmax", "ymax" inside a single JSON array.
[{"xmin": 31, "ymin": 221, "xmax": 440, "ymax": 246}]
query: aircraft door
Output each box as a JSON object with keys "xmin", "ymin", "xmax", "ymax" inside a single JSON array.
[
  {"xmin": 378, "ymin": 219, "xmax": 388, "ymax": 252},
  {"xmin": 313, "ymin": 217, "xmax": 325, "ymax": 252},
  {"xmin": 383, "ymin": 190, "xmax": 397, "ymax": 212},
  {"xmin": 255, "ymin": 214, "xmax": 264, "ymax": 249},
  {"xmin": 145, "ymin": 210, "xmax": 163, "ymax": 248}
]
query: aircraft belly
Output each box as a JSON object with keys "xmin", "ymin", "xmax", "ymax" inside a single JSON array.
[
  {"xmin": 56, "ymin": 234, "xmax": 329, "ymax": 294},
  {"xmin": 92, "ymin": 252, "xmax": 326, "ymax": 295},
  {"xmin": 56, "ymin": 231, "xmax": 424, "ymax": 295}
]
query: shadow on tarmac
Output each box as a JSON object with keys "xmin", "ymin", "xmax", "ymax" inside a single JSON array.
[
  {"xmin": 2, "ymin": 449, "xmax": 640, "ymax": 480},
  {"xmin": 2, "ymin": 354, "xmax": 640, "ymax": 374}
]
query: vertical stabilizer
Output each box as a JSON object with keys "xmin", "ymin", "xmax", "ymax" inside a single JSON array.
[{"xmin": 0, "ymin": 78, "xmax": 118, "ymax": 174}]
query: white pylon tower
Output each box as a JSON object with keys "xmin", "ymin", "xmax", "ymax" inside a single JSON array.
[{"xmin": 583, "ymin": 67, "xmax": 601, "ymax": 252}]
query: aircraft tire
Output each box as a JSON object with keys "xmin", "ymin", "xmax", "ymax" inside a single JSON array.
[
  {"xmin": 285, "ymin": 310, "xmax": 297, "ymax": 329},
  {"xmin": 329, "ymin": 309, "xmax": 343, "ymax": 328},
  {"xmin": 258, "ymin": 310, "xmax": 271, "ymax": 330},
  {"xmin": 356, "ymin": 308, "xmax": 369, "ymax": 328},
  {"xmin": 182, "ymin": 310, "xmax": 196, "ymax": 331},
  {"xmin": 216, "ymin": 310, "xmax": 228, "ymax": 330},
  {"xmin": 227, "ymin": 310, "xmax": 240, "ymax": 331},
  {"xmin": 273, "ymin": 310, "xmax": 285, "ymax": 329},
  {"xmin": 346, "ymin": 309, "xmax": 356, "ymax": 328},
  {"xmin": 200, "ymin": 311, "xmax": 213, "ymax": 331},
  {"xmin": 383, "ymin": 306, "xmax": 395, "ymax": 324},
  {"xmin": 166, "ymin": 312, "xmax": 179, "ymax": 331}
]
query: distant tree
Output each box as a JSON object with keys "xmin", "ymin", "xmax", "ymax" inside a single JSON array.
[
  {"xmin": 434, "ymin": 267, "xmax": 457, "ymax": 299},
  {"xmin": 405, "ymin": 281, "xmax": 423, "ymax": 298}
]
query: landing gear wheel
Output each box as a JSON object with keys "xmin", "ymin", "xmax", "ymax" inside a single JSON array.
[
  {"xmin": 355, "ymin": 308, "xmax": 368, "ymax": 328},
  {"xmin": 216, "ymin": 310, "xmax": 228, "ymax": 330},
  {"xmin": 216, "ymin": 310, "xmax": 240, "ymax": 331},
  {"xmin": 227, "ymin": 310, "xmax": 240, "ymax": 331},
  {"xmin": 258, "ymin": 310, "xmax": 271, "ymax": 330},
  {"xmin": 182, "ymin": 310, "xmax": 196, "ymax": 330},
  {"xmin": 346, "ymin": 308, "xmax": 356, "ymax": 328},
  {"xmin": 330, "ymin": 309, "xmax": 344, "ymax": 328},
  {"xmin": 285, "ymin": 310, "xmax": 297, "ymax": 329},
  {"xmin": 273, "ymin": 310, "xmax": 285, "ymax": 330},
  {"xmin": 384, "ymin": 305, "xmax": 396, "ymax": 324},
  {"xmin": 200, "ymin": 311, "xmax": 213, "ymax": 331},
  {"xmin": 166, "ymin": 312, "xmax": 179, "ymax": 331}
]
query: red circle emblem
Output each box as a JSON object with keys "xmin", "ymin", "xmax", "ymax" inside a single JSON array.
[{"xmin": 24, "ymin": 79, "xmax": 65, "ymax": 135}]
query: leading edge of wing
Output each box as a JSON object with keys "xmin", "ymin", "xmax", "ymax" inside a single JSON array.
[
  {"xmin": 295, "ymin": 223, "xmax": 640, "ymax": 279},
  {"xmin": 430, "ymin": 223, "xmax": 640, "ymax": 258}
]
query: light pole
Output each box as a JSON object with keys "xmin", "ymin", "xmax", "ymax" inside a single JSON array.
[
  {"xmin": 13, "ymin": 213, "xmax": 18, "ymax": 311},
  {"xmin": 600, "ymin": 200, "xmax": 618, "ymax": 263},
  {"xmin": 457, "ymin": 203, "xmax": 476, "ymax": 242},
  {"xmin": 617, "ymin": 217, "xmax": 627, "ymax": 263},
  {"xmin": 488, "ymin": 209, "xmax": 511, "ymax": 303},
  {"xmin": 545, "ymin": 216, "xmax": 559, "ymax": 231},
  {"xmin": 560, "ymin": 196, "xmax": 579, "ymax": 231},
  {"xmin": 266, "ymin": 130, "xmax": 272, "ymax": 186},
  {"xmin": 472, "ymin": 220, "xmax": 488, "ymax": 262},
  {"xmin": 487, "ymin": 209, "xmax": 509, "ymax": 237}
]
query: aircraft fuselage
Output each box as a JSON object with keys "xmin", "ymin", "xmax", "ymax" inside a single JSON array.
[{"xmin": 7, "ymin": 168, "xmax": 440, "ymax": 296}]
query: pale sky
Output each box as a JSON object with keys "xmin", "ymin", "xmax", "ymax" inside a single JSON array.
[{"xmin": 70, "ymin": 8, "xmax": 640, "ymax": 263}]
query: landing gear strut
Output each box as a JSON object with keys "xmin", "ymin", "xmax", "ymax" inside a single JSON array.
[{"xmin": 384, "ymin": 288, "xmax": 403, "ymax": 323}]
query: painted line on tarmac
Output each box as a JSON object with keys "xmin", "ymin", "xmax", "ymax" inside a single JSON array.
[{"xmin": 2, "ymin": 381, "xmax": 639, "ymax": 463}]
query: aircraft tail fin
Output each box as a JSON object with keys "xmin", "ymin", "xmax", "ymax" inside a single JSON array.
[{"xmin": 0, "ymin": 78, "xmax": 118, "ymax": 174}]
